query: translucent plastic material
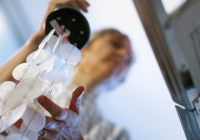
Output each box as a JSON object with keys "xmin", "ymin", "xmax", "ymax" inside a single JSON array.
[
  {"xmin": 39, "ymin": 55, "xmax": 56, "ymax": 72},
  {"xmin": 12, "ymin": 63, "xmax": 40, "ymax": 81},
  {"xmin": 48, "ymin": 35, "xmax": 61, "ymax": 55},
  {"xmin": 0, "ymin": 81, "xmax": 16, "ymax": 101},
  {"xmin": 51, "ymin": 83, "xmax": 62, "ymax": 98},
  {"xmin": 6, "ymin": 134, "xmax": 29, "ymax": 140},
  {"xmin": 52, "ymin": 35, "xmax": 61, "ymax": 53},
  {"xmin": 45, "ymin": 68, "xmax": 69, "ymax": 85},
  {"xmin": 26, "ymin": 50, "xmax": 50, "ymax": 64},
  {"xmin": 5, "ymin": 90, "xmax": 24, "ymax": 109},
  {"xmin": 16, "ymin": 79, "xmax": 45, "ymax": 99},
  {"xmin": 22, "ymin": 103, "xmax": 45, "ymax": 131},
  {"xmin": 0, "ymin": 104, "xmax": 27, "ymax": 132},
  {"xmin": 39, "ymin": 29, "xmax": 55, "ymax": 49},
  {"xmin": 20, "ymin": 122, "xmax": 38, "ymax": 140},
  {"xmin": 59, "ymin": 43, "xmax": 82, "ymax": 65}
]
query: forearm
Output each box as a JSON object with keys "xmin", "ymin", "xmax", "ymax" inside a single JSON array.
[{"xmin": 0, "ymin": 31, "xmax": 46, "ymax": 83}]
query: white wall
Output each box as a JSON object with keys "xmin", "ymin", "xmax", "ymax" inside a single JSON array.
[{"xmin": 3, "ymin": 0, "xmax": 187, "ymax": 139}]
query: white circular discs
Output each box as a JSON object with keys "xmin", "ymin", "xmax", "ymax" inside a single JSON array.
[
  {"xmin": 45, "ymin": 68, "xmax": 69, "ymax": 85},
  {"xmin": 0, "ymin": 81, "xmax": 16, "ymax": 101},
  {"xmin": 48, "ymin": 35, "xmax": 61, "ymax": 55},
  {"xmin": 39, "ymin": 55, "xmax": 56, "ymax": 72},
  {"xmin": 51, "ymin": 83, "xmax": 62, "ymax": 98},
  {"xmin": 20, "ymin": 122, "xmax": 38, "ymax": 140},
  {"xmin": 16, "ymin": 79, "xmax": 45, "ymax": 99},
  {"xmin": 0, "ymin": 104, "xmax": 27, "ymax": 132},
  {"xmin": 12, "ymin": 63, "xmax": 40, "ymax": 81},
  {"xmin": 22, "ymin": 103, "xmax": 45, "ymax": 131},
  {"xmin": 6, "ymin": 134, "xmax": 29, "ymax": 140},
  {"xmin": 5, "ymin": 90, "xmax": 24, "ymax": 110},
  {"xmin": 26, "ymin": 50, "xmax": 50, "ymax": 64},
  {"xmin": 59, "ymin": 43, "xmax": 82, "ymax": 65}
]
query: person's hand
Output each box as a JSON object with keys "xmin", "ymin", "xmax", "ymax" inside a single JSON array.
[
  {"xmin": 37, "ymin": 86, "xmax": 85, "ymax": 140},
  {"xmin": 38, "ymin": 0, "xmax": 90, "ymax": 36}
]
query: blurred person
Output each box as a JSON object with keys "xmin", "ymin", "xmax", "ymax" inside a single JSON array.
[{"xmin": 0, "ymin": 0, "xmax": 134, "ymax": 139}]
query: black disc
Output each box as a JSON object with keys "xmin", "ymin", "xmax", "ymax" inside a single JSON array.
[{"xmin": 45, "ymin": 7, "xmax": 90, "ymax": 50}]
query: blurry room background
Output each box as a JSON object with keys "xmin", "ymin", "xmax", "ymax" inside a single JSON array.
[{"xmin": 0, "ymin": 0, "xmax": 187, "ymax": 139}]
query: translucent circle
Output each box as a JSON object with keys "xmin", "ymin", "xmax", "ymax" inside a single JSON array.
[
  {"xmin": 20, "ymin": 122, "xmax": 38, "ymax": 140},
  {"xmin": 26, "ymin": 50, "xmax": 50, "ymax": 64},
  {"xmin": 16, "ymin": 79, "xmax": 45, "ymax": 99},
  {"xmin": 0, "ymin": 104, "xmax": 27, "ymax": 132},
  {"xmin": 0, "ymin": 81, "xmax": 16, "ymax": 101},
  {"xmin": 39, "ymin": 55, "xmax": 56, "ymax": 72},
  {"xmin": 59, "ymin": 43, "xmax": 82, "ymax": 65},
  {"xmin": 5, "ymin": 89, "xmax": 24, "ymax": 110},
  {"xmin": 12, "ymin": 63, "xmax": 40, "ymax": 81},
  {"xmin": 45, "ymin": 68, "xmax": 69, "ymax": 85},
  {"xmin": 22, "ymin": 103, "xmax": 45, "ymax": 131},
  {"xmin": 51, "ymin": 83, "xmax": 62, "ymax": 98},
  {"xmin": 6, "ymin": 134, "xmax": 29, "ymax": 140},
  {"xmin": 48, "ymin": 35, "xmax": 61, "ymax": 55}
]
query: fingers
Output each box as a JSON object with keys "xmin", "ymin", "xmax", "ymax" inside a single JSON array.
[
  {"xmin": 38, "ymin": 129, "xmax": 60, "ymax": 140},
  {"xmin": 77, "ymin": 0, "xmax": 89, "ymax": 12},
  {"xmin": 44, "ymin": 116, "xmax": 58, "ymax": 130},
  {"xmin": 38, "ymin": 95, "xmax": 66, "ymax": 121},
  {"xmin": 68, "ymin": 86, "xmax": 85, "ymax": 114}
]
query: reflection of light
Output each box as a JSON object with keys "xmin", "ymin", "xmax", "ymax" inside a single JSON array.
[
  {"xmin": 0, "ymin": 11, "xmax": 5, "ymax": 37},
  {"xmin": 161, "ymin": 0, "xmax": 187, "ymax": 14}
]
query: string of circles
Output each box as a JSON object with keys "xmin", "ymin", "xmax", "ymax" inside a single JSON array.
[{"xmin": 0, "ymin": 29, "xmax": 82, "ymax": 140}]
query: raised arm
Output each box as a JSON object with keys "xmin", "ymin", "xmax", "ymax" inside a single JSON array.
[{"xmin": 0, "ymin": 0, "xmax": 89, "ymax": 83}]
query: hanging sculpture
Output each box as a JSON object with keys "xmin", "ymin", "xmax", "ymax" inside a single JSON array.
[{"xmin": 0, "ymin": 7, "xmax": 90, "ymax": 140}]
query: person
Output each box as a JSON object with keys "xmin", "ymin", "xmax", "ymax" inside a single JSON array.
[{"xmin": 0, "ymin": 0, "xmax": 134, "ymax": 139}]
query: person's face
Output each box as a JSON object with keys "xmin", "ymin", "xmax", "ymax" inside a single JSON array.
[{"xmin": 79, "ymin": 34, "xmax": 132, "ymax": 82}]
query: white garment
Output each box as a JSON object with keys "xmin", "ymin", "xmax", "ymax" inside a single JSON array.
[{"xmin": 51, "ymin": 84, "xmax": 130, "ymax": 140}]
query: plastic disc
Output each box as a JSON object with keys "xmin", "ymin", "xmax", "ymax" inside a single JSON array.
[
  {"xmin": 59, "ymin": 43, "xmax": 82, "ymax": 65},
  {"xmin": 22, "ymin": 103, "xmax": 45, "ymax": 131},
  {"xmin": 0, "ymin": 104, "xmax": 27, "ymax": 132},
  {"xmin": 51, "ymin": 83, "xmax": 62, "ymax": 98},
  {"xmin": 16, "ymin": 79, "xmax": 45, "ymax": 99},
  {"xmin": 6, "ymin": 134, "xmax": 29, "ymax": 140},
  {"xmin": 45, "ymin": 68, "xmax": 69, "ymax": 85},
  {"xmin": 0, "ymin": 81, "xmax": 16, "ymax": 101},
  {"xmin": 20, "ymin": 122, "xmax": 38, "ymax": 140},
  {"xmin": 12, "ymin": 63, "xmax": 40, "ymax": 81},
  {"xmin": 39, "ymin": 55, "xmax": 56, "ymax": 72},
  {"xmin": 5, "ymin": 89, "xmax": 24, "ymax": 110},
  {"xmin": 26, "ymin": 50, "xmax": 50, "ymax": 64}
]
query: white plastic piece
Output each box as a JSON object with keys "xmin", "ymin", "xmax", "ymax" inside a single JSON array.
[
  {"xmin": 26, "ymin": 50, "xmax": 50, "ymax": 64},
  {"xmin": 5, "ymin": 125, "xmax": 20, "ymax": 135},
  {"xmin": 0, "ymin": 81, "xmax": 16, "ymax": 101},
  {"xmin": 6, "ymin": 134, "xmax": 29, "ymax": 140},
  {"xmin": 45, "ymin": 68, "xmax": 69, "ymax": 85},
  {"xmin": 52, "ymin": 35, "xmax": 61, "ymax": 53},
  {"xmin": 39, "ymin": 55, "xmax": 56, "ymax": 72},
  {"xmin": 59, "ymin": 43, "xmax": 82, "ymax": 65},
  {"xmin": 51, "ymin": 83, "xmax": 62, "ymax": 98},
  {"xmin": 5, "ymin": 89, "xmax": 24, "ymax": 110},
  {"xmin": 22, "ymin": 103, "xmax": 45, "ymax": 131},
  {"xmin": 48, "ymin": 35, "xmax": 61, "ymax": 56},
  {"xmin": 16, "ymin": 79, "xmax": 45, "ymax": 99},
  {"xmin": 12, "ymin": 63, "xmax": 40, "ymax": 81},
  {"xmin": 20, "ymin": 122, "xmax": 38, "ymax": 140},
  {"xmin": 39, "ymin": 29, "xmax": 55, "ymax": 49},
  {"xmin": 0, "ymin": 104, "xmax": 27, "ymax": 132}
]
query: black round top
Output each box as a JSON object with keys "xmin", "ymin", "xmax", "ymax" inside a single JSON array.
[{"xmin": 45, "ymin": 7, "xmax": 90, "ymax": 50}]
